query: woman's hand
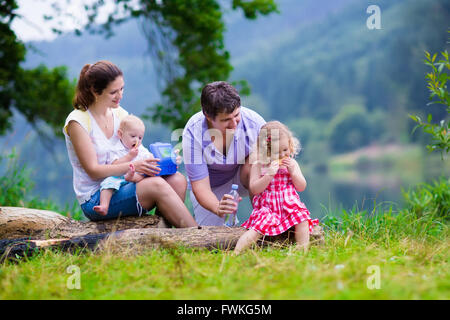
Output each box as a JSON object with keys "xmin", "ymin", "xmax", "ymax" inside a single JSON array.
[
  {"xmin": 215, "ymin": 194, "xmax": 242, "ymax": 217},
  {"xmin": 133, "ymin": 157, "xmax": 161, "ymax": 176}
]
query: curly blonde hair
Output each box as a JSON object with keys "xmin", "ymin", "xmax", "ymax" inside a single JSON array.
[{"xmin": 252, "ymin": 121, "xmax": 301, "ymax": 164}]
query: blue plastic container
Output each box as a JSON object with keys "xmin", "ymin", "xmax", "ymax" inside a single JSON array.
[{"xmin": 149, "ymin": 142, "xmax": 177, "ymax": 176}]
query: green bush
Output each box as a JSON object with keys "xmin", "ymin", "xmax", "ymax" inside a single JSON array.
[
  {"xmin": 321, "ymin": 178, "xmax": 449, "ymax": 242},
  {"xmin": 410, "ymin": 47, "xmax": 449, "ymax": 157},
  {"xmin": 402, "ymin": 177, "xmax": 450, "ymax": 221},
  {"xmin": 0, "ymin": 150, "xmax": 83, "ymax": 220},
  {"xmin": 0, "ymin": 149, "xmax": 33, "ymax": 207},
  {"xmin": 327, "ymin": 105, "xmax": 377, "ymax": 153}
]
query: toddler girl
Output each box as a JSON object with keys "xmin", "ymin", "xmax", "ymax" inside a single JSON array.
[{"xmin": 234, "ymin": 121, "xmax": 319, "ymax": 254}]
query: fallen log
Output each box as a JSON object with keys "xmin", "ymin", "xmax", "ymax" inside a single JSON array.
[
  {"xmin": 0, "ymin": 206, "xmax": 161, "ymax": 239},
  {"xmin": 0, "ymin": 226, "xmax": 244, "ymax": 260},
  {"xmin": 0, "ymin": 225, "xmax": 325, "ymax": 261},
  {"xmin": 0, "ymin": 206, "xmax": 325, "ymax": 261}
]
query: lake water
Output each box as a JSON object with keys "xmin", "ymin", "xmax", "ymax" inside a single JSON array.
[{"xmin": 235, "ymin": 154, "xmax": 449, "ymax": 223}]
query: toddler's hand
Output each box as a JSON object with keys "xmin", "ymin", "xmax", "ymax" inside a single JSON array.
[
  {"xmin": 266, "ymin": 160, "xmax": 279, "ymax": 176},
  {"xmin": 281, "ymin": 157, "xmax": 297, "ymax": 173}
]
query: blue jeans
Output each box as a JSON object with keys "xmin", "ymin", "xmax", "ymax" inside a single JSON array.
[{"xmin": 81, "ymin": 181, "xmax": 148, "ymax": 221}]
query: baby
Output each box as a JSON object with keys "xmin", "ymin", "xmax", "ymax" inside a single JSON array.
[{"xmin": 93, "ymin": 114, "xmax": 154, "ymax": 216}]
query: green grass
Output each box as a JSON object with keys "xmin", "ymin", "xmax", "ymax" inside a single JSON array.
[
  {"xmin": 1, "ymin": 208, "xmax": 448, "ymax": 300},
  {"xmin": 1, "ymin": 150, "xmax": 448, "ymax": 299}
]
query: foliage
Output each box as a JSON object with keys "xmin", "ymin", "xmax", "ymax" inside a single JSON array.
[
  {"xmin": 322, "ymin": 205, "xmax": 447, "ymax": 243},
  {"xmin": 0, "ymin": 149, "xmax": 33, "ymax": 207},
  {"xmin": 322, "ymin": 178, "xmax": 449, "ymax": 242},
  {"xmin": 49, "ymin": 0, "xmax": 278, "ymax": 129},
  {"xmin": 13, "ymin": 65, "xmax": 76, "ymax": 138},
  {"xmin": 410, "ymin": 46, "xmax": 450, "ymax": 156},
  {"xmin": 326, "ymin": 105, "xmax": 375, "ymax": 154},
  {"xmin": 233, "ymin": 0, "xmax": 449, "ymax": 145},
  {"xmin": 0, "ymin": 0, "xmax": 76, "ymax": 137},
  {"xmin": 0, "ymin": 150, "xmax": 82, "ymax": 219},
  {"xmin": 0, "ymin": 0, "xmax": 25, "ymax": 135},
  {"xmin": 402, "ymin": 178, "xmax": 450, "ymax": 221}
]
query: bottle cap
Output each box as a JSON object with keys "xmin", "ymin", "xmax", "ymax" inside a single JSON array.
[{"xmin": 231, "ymin": 184, "xmax": 238, "ymax": 190}]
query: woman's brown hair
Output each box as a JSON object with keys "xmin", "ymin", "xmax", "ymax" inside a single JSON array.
[{"xmin": 73, "ymin": 60, "xmax": 123, "ymax": 111}]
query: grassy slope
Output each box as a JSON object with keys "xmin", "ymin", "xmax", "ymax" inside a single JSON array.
[{"xmin": 1, "ymin": 210, "xmax": 448, "ymax": 300}]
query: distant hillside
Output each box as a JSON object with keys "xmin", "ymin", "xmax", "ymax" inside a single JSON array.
[{"xmin": 232, "ymin": 0, "xmax": 450, "ymax": 125}]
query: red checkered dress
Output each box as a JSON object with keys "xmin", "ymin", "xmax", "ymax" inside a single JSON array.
[{"xmin": 241, "ymin": 167, "xmax": 319, "ymax": 236}]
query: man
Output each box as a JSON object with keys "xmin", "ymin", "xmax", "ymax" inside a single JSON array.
[{"xmin": 182, "ymin": 81, "xmax": 266, "ymax": 225}]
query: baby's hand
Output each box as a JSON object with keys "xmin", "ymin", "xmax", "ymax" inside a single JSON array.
[
  {"xmin": 173, "ymin": 149, "xmax": 182, "ymax": 166},
  {"xmin": 128, "ymin": 147, "xmax": 139, "ymax": 158}
]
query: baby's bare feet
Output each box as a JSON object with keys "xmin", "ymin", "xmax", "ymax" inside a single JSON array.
[
  {"xmin": 93, "ymin": 205, "xmax": 108, "ymax": 216},
  {"xmin": 124, "ymin": 163, "xmax": 135, "ymax": 181}
]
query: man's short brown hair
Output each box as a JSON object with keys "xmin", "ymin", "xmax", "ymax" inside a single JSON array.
[{"xmin": 201, "ymin": 81, "xmax": 241, "ymax": 119}]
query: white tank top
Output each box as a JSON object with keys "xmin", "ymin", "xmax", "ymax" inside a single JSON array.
[{"xmin": 63, "ymin": 106, "xmax": 128, "ymax": 204}]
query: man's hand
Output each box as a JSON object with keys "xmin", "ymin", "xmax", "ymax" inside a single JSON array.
[{"xmin": 215, "ymin": 193, "xmax": 242, "ymax": 217}]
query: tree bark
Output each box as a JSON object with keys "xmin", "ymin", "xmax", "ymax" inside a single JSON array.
[{"xmin": 0, "ymin": 206, "xmax": 160, "ymax": 239}]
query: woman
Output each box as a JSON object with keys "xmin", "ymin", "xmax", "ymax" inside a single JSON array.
[{"xmin": 63, "ymin": 60, "xmax": 197, "ymax": 227}]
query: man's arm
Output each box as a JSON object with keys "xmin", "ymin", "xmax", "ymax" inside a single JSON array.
[
  {"xmin": 191, "ymin": 177, "xmax": 238, "ymax": 218},
  {"xmin": 191, "ymin": 177, "xmax": 220, "ymax": 215}
]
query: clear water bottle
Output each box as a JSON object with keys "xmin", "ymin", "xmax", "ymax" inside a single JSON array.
[{"xmin": 224, "ymin": 184, "xmax": 239, "ymax": 227}]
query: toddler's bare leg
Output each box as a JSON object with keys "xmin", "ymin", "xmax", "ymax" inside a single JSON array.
[
  {"xmin": 93, "ymin": 189, "xmax": 114, "ymax": 216},
  {"xmin": 295, "ymin": 221, "xmax": 310, "ymax": 253},
  {"xmin": 234, "ymin": 229, "xmax": 262, "ymax": 255}
]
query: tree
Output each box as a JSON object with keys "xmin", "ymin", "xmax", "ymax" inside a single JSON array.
[
  {"xmin": 0, "ymin": 0, "xmax": 25, "ymax": 135},
  {"xmin": 0, "ymin": 0, "xmax": 75, "ymax": 137},
  {"xmin": 50, "ymin": 0, "xmax": 278, "ymax": 129},
  {"xmin": 410, "ymin": 40, "xmax": 450, "ymax": 157},
  {"xmin": 327, "ymin": 105, "xmax": 375, "ymax": 153}
]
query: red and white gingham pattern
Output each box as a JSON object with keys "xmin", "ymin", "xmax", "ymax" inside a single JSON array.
[{"xmin": 241, "ymin": 168, "xmax": 319, "ymax": 236}]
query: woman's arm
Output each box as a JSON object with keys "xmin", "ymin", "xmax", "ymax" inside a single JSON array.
[
  {"xmin": 67, "ymin": 121, "xmax": 161, "ymax": 179},
  {"xmin": 249, "ymin": 162, "xmax": 277, "ymax": 195},
  {"xmin": 67, "ymin": 121, "xmax": 130, "ymax": 180}
]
